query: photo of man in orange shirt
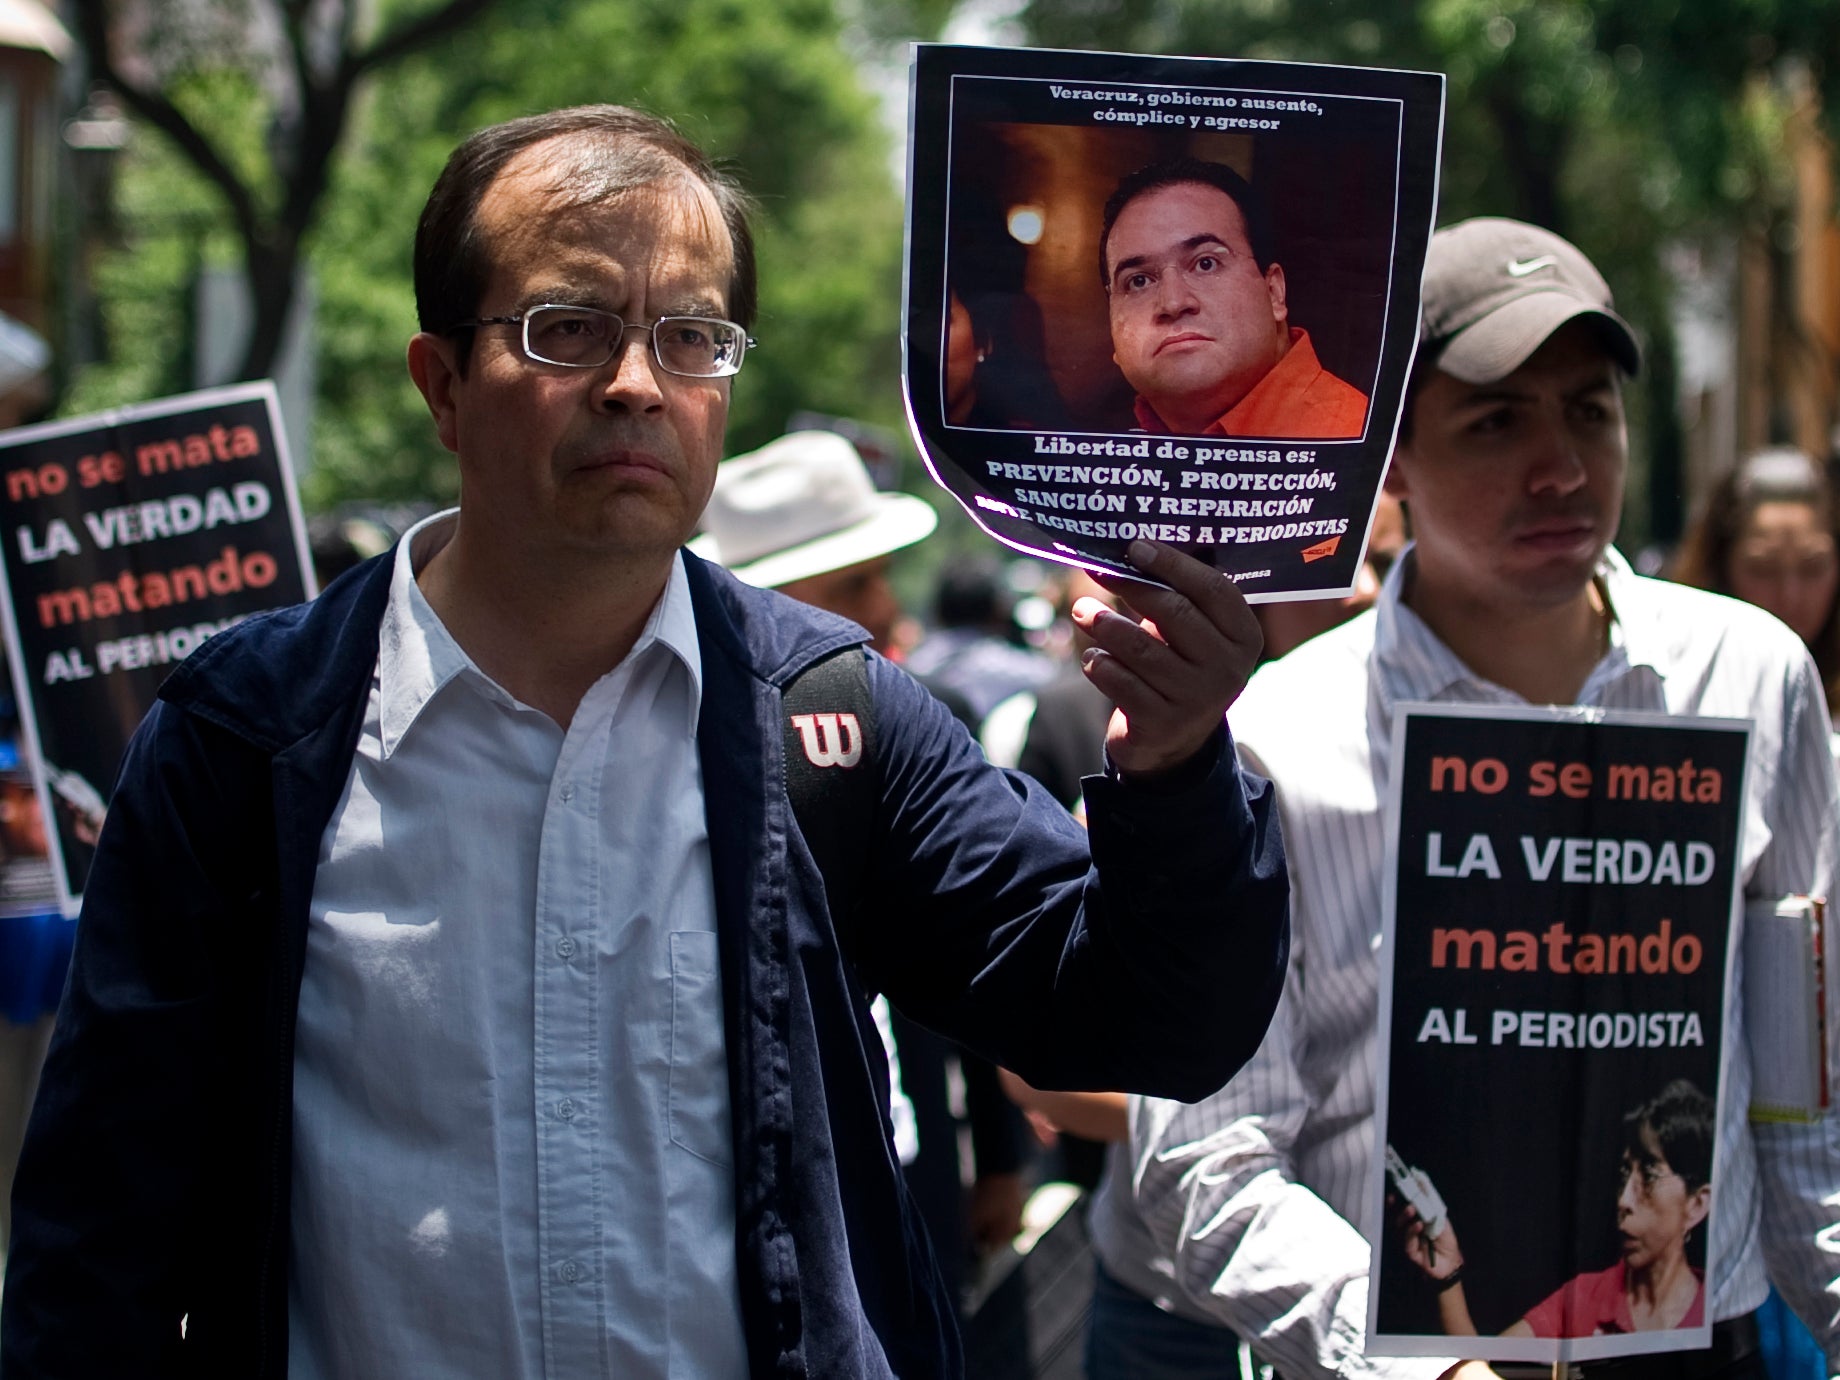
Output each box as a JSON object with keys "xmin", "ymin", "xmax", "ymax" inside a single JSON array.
[{"xmin": 1100, "ymin": 158, "xmax": 1370, "ymax": 440}]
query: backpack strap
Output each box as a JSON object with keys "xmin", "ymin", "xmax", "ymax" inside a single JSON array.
[{"xmin": 782, "ymin": 646, "xmax": 878, "ymax": 961}]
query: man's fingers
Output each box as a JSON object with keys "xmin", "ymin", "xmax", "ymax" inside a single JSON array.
[
  {"xmin": 1072, "ymin": 543, "xmax": 1264, "ymax": 777},
  {"xmin": 1074, "ymin": 599, "xmax": 1183, "ymax": 678},
  {"xmin": 1074, "ymin": 603, "xmax": 1212, "ymax": 721},
  {"xmin": 1117, "ymin": 539, "xmax": 1258, "ymax": 626},
  {"xmin": 1078, "ymin": 644, "xmax": 1173, "ymax": 720},
  {"xmin": 1092, "ymin": 540, "xmax": 1260, "ymax": 661}
]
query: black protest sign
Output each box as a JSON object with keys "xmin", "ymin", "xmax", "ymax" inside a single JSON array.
[
  {"xmin": 1367, "ymin": 705, "xmax": 1748, "ymax": 1365},
  {"xmin": 0, "ymin": 382, "xmax": 315, "ymax": 912},
  {"xmin": 904, "ymin": 44, "xmax": 1441, "ymax": 597}
]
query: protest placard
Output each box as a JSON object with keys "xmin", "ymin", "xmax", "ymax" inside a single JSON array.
[
  {"xmin": 0, "ymin": 381, "xmax": 315, "ymax": 913},
  {"xmin": 0, "ymin": 765, "xmax": 55, "ymax": 918},
  {"xmin": 1366, "ymin": 704, "xmax": 1750, "ymax": 1364},
  {"xmin": 904, "ymin": 43, "xmax": 1442, "ymax": 598}
]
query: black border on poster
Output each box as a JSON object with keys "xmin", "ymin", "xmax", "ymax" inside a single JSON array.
[
  {"xmin": 0, "ymin": 381, "xmax": 317, "ymax": 915},
  {"xmin": 1366, "ymin": 703, "xmax": 1751, "ymax": 1365},
  {"xmin": 903, "ymin": 44, "xmax": 1443, "ymax": 598}
]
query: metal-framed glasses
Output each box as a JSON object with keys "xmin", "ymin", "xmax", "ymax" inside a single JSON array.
[
  {"xmin": 1616, "ymin": 1155, "xmax": 1683, "ymax": 1196},
  {"xmin": 453, "ymin": 304, "xmax": 754, "ymax": 377}
]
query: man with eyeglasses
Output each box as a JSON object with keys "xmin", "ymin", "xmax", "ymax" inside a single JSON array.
[
  {"xmin": 1101, "ymin": 157, "xmax": 1368, "ymax": 439},
  {"xmin": 1, "ymin": 106, "xmax": 1290, "ymax": 1379}
]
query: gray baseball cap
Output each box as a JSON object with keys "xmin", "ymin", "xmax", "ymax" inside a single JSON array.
[{"xmin": 1419, "ymin": 217, "xmax": 1641, "ymax": 384}]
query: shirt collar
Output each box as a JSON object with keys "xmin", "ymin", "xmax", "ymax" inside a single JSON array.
[
  {"xmin": 1372, "ymin": 542, "xmax": 1661, "ymax": 708},
  {"xmin": 646, "ymin": 550, "xmax": 705, "ymax": 735},
  {"xmin": 377, "ymin": 508, "xmax": 703, "ymax": 756},
  {"xmin": 1130, "ymin": 328, "xmax": 1312, "ymax": 435},
  {"xmin": 1591, "ymin": 546, "xmax": 1671, "ymax": 682}
]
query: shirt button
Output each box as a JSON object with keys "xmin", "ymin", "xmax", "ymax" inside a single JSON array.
[
  {"xmin": 558, "ymin": 1259, "xmax": 581, "ymax": 1284},
  {"xmin": 556, "ymin": 1098, "xmax": 577, "ymax": 1122},
  {"xmin": 559, "ymin": 784, "xmax": 576, "ymax": 803},
  {"xmin": 556, "ymin": 936, "xmax": 577, "ymax": 960}
]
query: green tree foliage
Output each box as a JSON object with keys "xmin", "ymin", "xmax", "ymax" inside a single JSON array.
[
  {"xmin": 1011, "ymin": 0, "xmax": 1837, "ymax": 545},
  {"xmin": 73, "ymin": 0, "xmax": 500, "ymax": 387},
  {"xmin": 70, "ymin": 0, "xmax": 909, "ymax": 512}
]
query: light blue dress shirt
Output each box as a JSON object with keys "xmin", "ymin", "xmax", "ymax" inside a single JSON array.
[{"xmin": 286, "ymin": 512, "xmax": 744, "ymax": 1378}]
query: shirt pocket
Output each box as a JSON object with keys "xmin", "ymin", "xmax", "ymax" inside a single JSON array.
[{"xmin": 667, "ymin": 930, "xmax": 733, "ymax": 1167}]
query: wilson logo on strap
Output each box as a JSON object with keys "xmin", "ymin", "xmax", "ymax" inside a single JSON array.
[{"xmin": 790, "ymin": 712, "xmax": 864, "ymax": 768}]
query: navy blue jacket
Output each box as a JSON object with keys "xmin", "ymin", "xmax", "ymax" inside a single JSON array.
[{"xmin": 2, "ymin": 549, "xmax": 1288, "ymax": 1378}]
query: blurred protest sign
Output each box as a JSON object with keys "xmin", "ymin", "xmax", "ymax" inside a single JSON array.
[
  {"xmin": 1368, "ymin": 704, "xmax": 1748, "ymax": 1364},
  {"xmin": 904, "ymin": 43, "xmax": 1441, "ymax": 599},
  {"xmin": 0, "ymin": 382, "xmax": 314, "ymax": 913}
]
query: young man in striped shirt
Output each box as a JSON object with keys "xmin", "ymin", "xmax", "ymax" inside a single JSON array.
[{"xmin": 1087, "ymin": 218, "xmax": 1840, "ymax": 1380}]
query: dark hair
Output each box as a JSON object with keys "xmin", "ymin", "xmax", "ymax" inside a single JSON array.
[
  {"xmin": 1395, "ymin": 342, "xmax": 1449, "ymax": 446},
  {"xmin": 1397, "ymin": 319, "xmax": 1634, "ymax": 447},
  {"xmin": 1623, "ymin": 1079, "xmax": 1714, "ymax": 1192},
  {"xmin": 413, "ymin": 105, "xmax": 758, "ymax": 371},
  {"xmin": 1098, "ymin": 157, "xmax": 1272, "ymax": 289},
  {"xmin": 934, "ymin": 556, "xmax": 1010, "ymax": 629},
  {"xmin": 1669, "ymin": 447, "xmax": 1840, "ymax": 717}
]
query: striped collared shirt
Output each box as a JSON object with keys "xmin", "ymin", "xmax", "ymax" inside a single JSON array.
[{"xmin": 1091, "ymin": 546, "xmax": 1840, "ymax": 1379}]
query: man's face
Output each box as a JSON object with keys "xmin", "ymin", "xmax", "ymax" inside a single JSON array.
[
  {"xmin": 1105, "ymin": 181, "xmax": 1288, "ymax": 433},
  {"xmin": 409, "ymin": 140, "xmax": 734, "ymax": 566},
  {"xmin": 778, "ymin": 556, "xmax": 902, "ymax": 650},
  {"xmin": 1387, "ymin": 318, "xmax": 1628, "ymax": 615}
]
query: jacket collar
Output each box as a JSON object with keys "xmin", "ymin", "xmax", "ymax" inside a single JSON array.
[
  {"xmin": 375, "ymin": 513, "xmax": 706, "ymax": 757},
  {"xmin": 157, "ymin": 542, "xmax": 864, "ymax": 754},
  {"xmin": 157, "ymin": 547, "xmax": 396, "ymax": 754},
  {"xmin": 678, "ymin": 547, "xmax": 869, "ymax": 689}
]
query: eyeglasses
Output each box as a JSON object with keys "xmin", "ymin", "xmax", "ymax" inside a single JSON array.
[
  {"xmin": 1617, "ymin": 1157, "xmax": 1683, "ymax": 1194},
  {"xmin": 452, "ymin": 304, "xmax": 755, "ymax": 378}
]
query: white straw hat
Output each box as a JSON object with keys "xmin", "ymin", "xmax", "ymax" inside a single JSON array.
[{"xmin": 690, "ymin": 430, "xmax": 937, "ymax": 588}]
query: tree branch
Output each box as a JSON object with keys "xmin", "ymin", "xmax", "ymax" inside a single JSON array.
[
  {"xmin": 280, "ymin": 0, "xmax": 315, "ymax": 119},
  {"xmin": 348, "ymin": 0, "xmax": 501, "ymax": 79},
  {"xmin": 73, "ymin": 0, "xmax": 268, "ymax": 253}
]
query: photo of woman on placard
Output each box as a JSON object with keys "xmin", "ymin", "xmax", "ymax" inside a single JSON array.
[{"xmin": 1399, "ymin": 1080, "xmax": 1714, "ymax": 1339}]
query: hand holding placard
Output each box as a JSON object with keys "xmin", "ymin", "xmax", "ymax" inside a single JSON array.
[{"xmin": 1074, "ymin": 539, "xmax": 1261, "ymax": 780}]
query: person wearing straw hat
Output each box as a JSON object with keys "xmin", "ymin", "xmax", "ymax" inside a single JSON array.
[
  {"xmin": 691, "ymin": 428, "xmax": 937, "ymax": 652},
  {"xmin": 697, "ymin": 426, "xmax": 1038, "ymax": 1317}
]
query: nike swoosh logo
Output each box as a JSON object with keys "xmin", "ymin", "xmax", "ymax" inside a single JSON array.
[{"xmin": 1507, "ymin": 256, "xmax": 1557, "ymax": 276}]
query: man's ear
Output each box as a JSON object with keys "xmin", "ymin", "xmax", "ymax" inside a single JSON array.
[
  {"xmin": 1382, "ymin": 449, "xmax": 1410, "ymax": 500},
  {"xmin": 407, "ymin": 332, "xmax": 463, "ymax": 456},
  {"xmin": 1265, "ymin": 262, "xmax": 1288, "ymax": 326}
]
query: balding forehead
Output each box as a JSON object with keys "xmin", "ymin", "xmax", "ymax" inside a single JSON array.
[
  {"xmin": 502, "ymin": 134, "xmax": 724, "ymax": 229},
  {"xmin": 489, "ymin": 143, "xmax": 735, "ymax": 274}
]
